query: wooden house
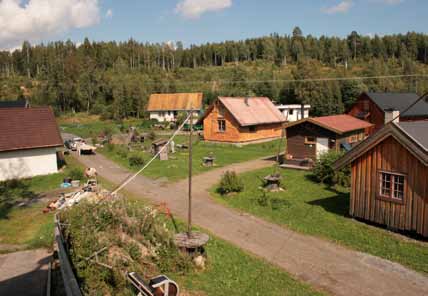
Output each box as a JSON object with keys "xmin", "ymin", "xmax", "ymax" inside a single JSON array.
[
  {"xmin": 334, "ymin": 121, "xmax": 428, "ymax": 237},
  {"xmin": 0, "ymin": 107, "xmax": 63, "ymax": 181},
  {"xmin": 201, "ymin": 97, "xmax": 286, "ymax": 144},
  {"xmin": 285, "ymin": 115, "xmax": 372, "ymax": 162},
  {"xmin": 348, "ymin": 92, "xmax": 428, "ymax": 134},
  {"xmin": 147, "ymin": 93, "xmax": 203, "ymax": 123}
]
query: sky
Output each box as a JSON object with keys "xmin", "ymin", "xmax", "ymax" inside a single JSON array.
[{"xmin": 0, "ymin": 0, "xmax": 427, "ymax": 50}]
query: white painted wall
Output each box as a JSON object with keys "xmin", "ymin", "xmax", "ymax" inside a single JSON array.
[
  {"xmin": 276, "ymin": 105, "xmax": 311, "ymax": 122},
  {"xmin": 149, "ymin": 111, "xmax": 200, "ymax": 123},
  {"xmin": 0, "ymin": 147, "xmax": 58, "ymax": 181}
]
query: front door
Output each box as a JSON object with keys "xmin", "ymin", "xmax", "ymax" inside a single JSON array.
[{"xmin": 316, "ymin": 137, "xmax": 329, "ymax": 159}]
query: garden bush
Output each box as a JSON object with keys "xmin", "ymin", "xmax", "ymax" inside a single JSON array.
[
  {"xmin": 312, "ymin": 150, "xmax": 350, "ymax": 187},
  {"xmin": 128, "ymin": 155, "xmax": 145, "ymax": 167},
  {"xmin": 69, "ymin": 168, "xmax": 84, "ymax": 181},
  {"xmin": 217, "ymin": 171, "xmax": 244, "ymax": 195}
]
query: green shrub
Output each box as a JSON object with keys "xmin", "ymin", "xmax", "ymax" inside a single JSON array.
[
  {"xmin": 116, "ymin": 146, "xmax": 129, "ymax": 158},
  {"xmin": 148, "ymin": 131, "xmax": 156, "ymax": 141},
  {"xmin": 312, "ymin": 150, "xmax": 350, "ymax": 187},
  {"xmin": 128, "ymin": 155, "xmax": 144, "ymax": 167},
  {"xmin": 69, "ymin": 168, "xmax": 84, "ymax": 181},
  {"xmin": 217, "ymin": 171, "xmax": 244, "ymax": 195},
  {"xmin": 257, "ymin": 191, "xmax": 270, "ymax": 207}
]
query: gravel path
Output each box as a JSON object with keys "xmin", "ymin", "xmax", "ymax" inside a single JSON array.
[{"xmin": 73, "ymin": 151, "xmax": 428, "ymax": 296}]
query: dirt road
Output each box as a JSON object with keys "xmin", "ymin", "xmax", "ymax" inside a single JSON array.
[
  {"xmin": 0, "ymin": 249, "xmax": 50, "ymax": 296},
  {"xmin": 74, "ymin": 152, "xmax": 428, "ymax": 296}
]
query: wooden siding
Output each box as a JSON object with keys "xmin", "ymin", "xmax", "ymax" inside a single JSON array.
[
  {"xmin": 285, "ymin": 121, "xmax": 364, "ymax": 160},
  {"xmin": 348, "ymin": 93, "xmax": 385, "ymax": 134},
  {"xmin": 350, "ymin": 136, "xmax": 428, "ymax": 237},
  {"xmin": 203, "ymin": 101, "xmax": 283, "ymax": 143}
]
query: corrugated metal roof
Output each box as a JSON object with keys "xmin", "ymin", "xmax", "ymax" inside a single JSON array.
[
  {"xmin": 219, "ymin": 97, "xmax": 286, "ymax": 126},
  {"xmin": 312, "ymin": 114, "xmax": 373, "ymax": 133},
  {"xmin": 147, "ymin": 93, "xmax": 203, "ymax": 111},
  {"xmin": 0, "ymin": 107, "xmax": 63, "ymax": 152}
]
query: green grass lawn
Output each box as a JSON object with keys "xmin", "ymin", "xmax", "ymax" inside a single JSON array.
[
  {"xmin": 211, "ymin": 167, "xmax": 428, "ymax": 274},
  {"xmin": 98, "ymin": 138, "xmax": 280, "ymax": 181},
  {"xmin": 0, "ymin": 155, "xmax": 103, "ymax": 252}
]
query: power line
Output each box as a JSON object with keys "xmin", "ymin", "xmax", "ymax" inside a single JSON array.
[{"xmin": 141, "ymin": 74, "xmax": 428, "ymax": 86}]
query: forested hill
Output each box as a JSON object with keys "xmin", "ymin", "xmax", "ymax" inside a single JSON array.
[{"xmin": 1, "ymin": 28, "xmax": 428, "ymax": 118}]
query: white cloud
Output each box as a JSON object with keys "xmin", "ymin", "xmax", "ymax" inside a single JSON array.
[
  {"xmin": 322, "ymin": 0, "xmax": 354, "ymax": 14},
  {"xmin": 0, "ymin": 0, "xmax": 101, "ymax": 50},
  {"xmin": 175, "ymin": 0, "xmax": 232, "ymax": 19},
  {"xmin": 105, "ymin": 8, "xmax": 113, "ymax": 19},
  {"xmin": 378, "ymin": 0, "xmax": 403, "ymax": 4}
]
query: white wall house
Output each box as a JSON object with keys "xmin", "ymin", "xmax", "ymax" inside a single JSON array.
[
  {"xmin": 0, "ymin": 147, "xmax": 59, "ymax": 181},
  {"xmin": 0, "ymin": 107, "xmax": 63, "ymax": 181},
  {"xmin": 147, "ymin": 93, "xmax": 203, "ymax": 124},
  {"xmin": 276, "ymin": 104, "xmax": 311, "ymax": 122}
]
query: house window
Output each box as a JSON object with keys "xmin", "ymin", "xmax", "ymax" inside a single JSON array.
[
  {"xmin": 305, "ymin": 136, "xmax": 316, "ymax": 145},
  {"xmin": 218, "ymin": 119, "xmax": 226, "ymax": 132},
  {"xmin": 379, "ymin": 171, "xmax": 406, "ymax": 201},
  {"xmin": 348, "ymin": 135, "xmax": 359, "ymax": 143},
  {"xmin": 249, "ymin": 126, "xmax": 256, "ymax": 133},
  {"xmin": 363, "ymin": 100, "xmax": 369, "ymax": 112},
  {"xmin": 289, "ymin": 109, "xmax": 294, "ymax": 115}
]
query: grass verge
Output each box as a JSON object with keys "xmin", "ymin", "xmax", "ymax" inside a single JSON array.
[{"xmin": 211, "ymin": 167, "xmax": 428, "ymax": 274}]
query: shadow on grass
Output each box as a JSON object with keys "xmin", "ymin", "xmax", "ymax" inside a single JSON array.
[
  {"xmin": 0, "ymin": 180, "xmax": 37, "ymax": 220},
  {"xmin": 307, "ymin": 186, "xmax": 350, "ymax": 217}
]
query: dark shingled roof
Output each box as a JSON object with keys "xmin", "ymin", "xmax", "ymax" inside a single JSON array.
[
  {"xmin": 365, "ymin": 92, "xmax": 428, "ymax": 117},
  {"xmin": 396, "ymin": 121, "xmax": 428, "ymax": 151},
  {"xmin": 0, "ymin": 99, "xmax": 28, "ymax": 109},
  {"xmin": 0, "ymin": 107, "xmax": 63, "ymax": 152}
]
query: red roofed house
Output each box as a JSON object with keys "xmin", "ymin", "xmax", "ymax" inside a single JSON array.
[
  {"xmin": 201, "ymin": 97, "xmax": 286, "ymax": 144},
  {"xmin": 0, "ymin": 107, "xmax": 64, "ymax": 181},
  {"xmin": 284, "ymin": 114, "xmax": 373, "ymax": 163}
]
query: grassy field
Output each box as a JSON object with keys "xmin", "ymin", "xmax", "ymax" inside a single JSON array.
[
  {"xmin": 98, "ymin": 137, "xmax": 281, "ymax": 181},
  {"xmin": 0, "ymin": 155, "xmax": 91, "ymax": 252},
  {"xmin": 212, "ymin": 167, "xmax": 428, "ymax": 274}
]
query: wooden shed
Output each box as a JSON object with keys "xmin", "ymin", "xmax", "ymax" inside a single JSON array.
[
  {"xmin": 201, "ymin": 97, "xmax": 286, "ymax": 144},
  {"xmin": 285, "ymin": 115, "xmax": 372, "ymax": 162},
  {"xmin": 334, "ymin": 121, "xmax": 428, "ymax": 237},
  {"xmin": 147, "ymin": 93, "xmax": 203, "ymax": 123}
]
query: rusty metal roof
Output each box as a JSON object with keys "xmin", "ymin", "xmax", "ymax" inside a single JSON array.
[
  {"xmin": 0, "ymin": 107, "xmax": 63, "ymax": 152},
  {"xmin": 219, "ymin": 97, "xmax": 286, "ymax": 126},
  {"xmin": 147, "ymin": 93, "xmax": 203, "ymax": 111},
  {"xmin": 311, "ymin": 114, "xmax": 373, "ymax": 133}
]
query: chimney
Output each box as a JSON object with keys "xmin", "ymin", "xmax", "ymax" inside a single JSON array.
[
  {"xmin": 244, "ymin": 97, "xmax": 250, "ymax": 106},
  {"xmin": 384, "ymin": 109, "xmax": 400, "ymax": 124}
]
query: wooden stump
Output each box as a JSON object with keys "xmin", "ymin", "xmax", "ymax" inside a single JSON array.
[{"xmin": 174, "ymin": 232, "xmax": 209, "ymax": 255}]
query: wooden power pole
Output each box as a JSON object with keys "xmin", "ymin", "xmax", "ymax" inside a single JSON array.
[{"xmin": 187, "ymin": 108, "xmax": 193, "ymax": 237}]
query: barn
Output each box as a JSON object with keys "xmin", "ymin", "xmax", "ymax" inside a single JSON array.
[
  {"xmin": 0, "ymin": 107, "xmax": 63, "ymax": 181},
  {"xmin": 334, "ymin": 121, "xmax": 428, "ymax": 237},
  {"xmin": 285, "ymin": 114, "xmax": 372, "ymax": 162},
  {"xmin": 147, "ymin": 93, "xmax": 203, "ymax": 123},
  {"xmin": 201, "ymin": 97, "xmax": 286, "ymax": 144},
  {"xmin": 347, "ymin": 92, "xmax": 428, "ymax": 134}
]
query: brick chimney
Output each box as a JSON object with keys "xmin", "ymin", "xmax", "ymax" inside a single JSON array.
[{"xmin": 384, "ymin": 109, "xmax": 400, "ymax": 124}]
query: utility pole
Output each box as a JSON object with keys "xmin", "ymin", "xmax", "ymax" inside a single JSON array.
[{"xmin": 187, "ymin": 108, "xmax": 193, "ymax": 237}]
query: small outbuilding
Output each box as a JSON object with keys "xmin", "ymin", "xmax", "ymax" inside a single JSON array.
[
  {"xmin": 201, "ymin": 97, "xmax": 286, "ymax": 144},
  {"xmin": 0, "ymin": 107, "xmax": 63, "ymax": 181},
  {"xmin": 276, "ymin": 104, "xmax": 311, "ymax": 122},
  {"xmin": 147, "ymin": 93, "xmax": 203, "ymax": 123},
  {"xmin": 334, "ymin": 121, "xmax": 428, "ymax": 237},
  {"xmin": 285, "ymin": 114, "xmax": 372, "ymax": 162}
]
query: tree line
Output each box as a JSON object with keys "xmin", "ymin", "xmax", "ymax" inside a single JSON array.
[{"xmin": 0, "ymin": 27, "xmax": 427, "ymax": 118}]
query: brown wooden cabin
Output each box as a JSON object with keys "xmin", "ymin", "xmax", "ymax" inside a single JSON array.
[
  {"xmin": 348, "ymin": 92, "xmax": 428, "ymax": 135},
  {"xmin": 334, "ymin": 121, "xmax": 428, "ymax": 237},
  {"xmin": 201, "ymin": 97, "xmax": 286, "ymax": 144},
  {"xmin": 285, "ymin": 115, "xmax": 373, "ymax": 163}
]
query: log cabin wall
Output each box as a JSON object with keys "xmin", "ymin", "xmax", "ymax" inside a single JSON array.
[
  {"xmin": 348, "ymin": 94, "xmax": 385, "ymax": 134},
  {"xmin": 350, "ymin": 136, "xmax": 428, "ymax": 237},
  {"xmin": 203, "ymin": 101, "xmax": 283, "ymax": 143}
]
